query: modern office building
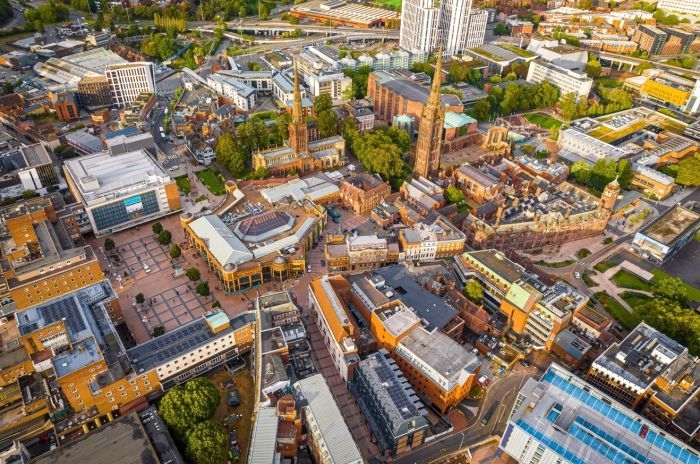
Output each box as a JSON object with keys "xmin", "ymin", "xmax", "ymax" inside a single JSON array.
[
  {"xmin": 455, "ymin": 250, "xmax": 588, "ymax": 349},
  {"xmin": 207, "ymin": 73, "xmax": 256, "ymax": 111},
  {"xmin": 17, "ymin": 143, "xmax": 61, "ymax": 192},
  {"xmin": 658, "ymin": 0, "xmax": 700, "ymax": 16},
  {"xmin": 526, "ymin": 61, "xmax": 593, "ymax": 99},
  {"xmin": 104, "ymin": 62, "xmax": 156, "ymax": 107},
  {"xmin": 63, "ymin": 149, "xmax": 181, "ymax": 236},
  {"xmin": 631, "ymin": 201, "xmax": 700, "ymax": 264},
  {"xmin": 630, "ymin": 163, "xmax": 676, "ymax": 200},
  {"xmin": 292, "ymin": 374, "xmax": 364, "ymax": 464},
  {"xmin": 399, "ymin": 0, "xmax": 487, "ymax": 55},
  {"xmin": 352, "ymin": 349, "xmax": 429, "ymax": 457},
  {"xmin": 585, "ymin": 323, "xmax": 700, "ymax": 448},
  {"xmin": 499, "ymin": 363, "xmax": 700, "ymax": 464}
]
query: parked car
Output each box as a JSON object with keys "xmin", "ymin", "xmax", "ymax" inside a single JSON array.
[
  {"xmin": 519, "ymin": 359, "xmax": 531, "ymax": 368},
  {"xmin": 221, "ymin": 379, "xmax": 235, "ymax": 390},
  {"xmin": 227, "ymin": 390, "xmax": 241, "ymax": 407}
]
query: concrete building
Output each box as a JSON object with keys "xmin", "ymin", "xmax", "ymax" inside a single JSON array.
[
  {"xmin": 324, "ymin": 233, "xmax": 398, "ymax": 273},
  {"xmin": 631, "ymin": 201, "xmax": 700, "ymax": 264},
  {"xmin": 63, "ymin": 150, "xmax": 181, "ymax": 236},
  {"xmin": 17, "ymin": 143, "xmax": 61, "ymax": 193},
  {"xmin": 290, "ymin": 0, "xmax": 399, "ymax": 29},
  {"xmin": 397, "ymin": 214, "xmax": 466, "ymax": 262},
  {"xmin": 307, "ymin": 275, "xmax": 360, "ymax": 381},
  {"xmin": 630, "ymin": 164, "xmax": 675, "ymax": 200},
  {"xmin": 526, "ymin": 61, "xmax": 593, "ymax": 99},
  {"xmin": 207, "ymin": 73, "xmax": 256, "ymax": 111},
  {"xmin": 632, "ymin": 25, "xmax": 669, "ymax": 55},
  {"xmin": 351, "ymin": 349, "xmax": 429, "ymax": 457},
  {"xmin": 127, "ymin": 311, "xmax": 255, "ymax": 390},
  {"xmin": 455, "ymin": 250, "xmax": 588, "ymax": 349},
  {"xmin": 105, "ymin": 62, "xmax": 156, "ymax": 108},
  {"xmin": 85, "ymin": 30, "xmax": 112, "ymax": 48},
  {"xmin": 499, "ymin": 363, "xmax": 700, "ymax": 464},
  {"xmin": 399, "ymin": 0, "xmax": 487, "ymax": 55},
  {"xmin": 658, "ymin": 0, "xmax": 700, "ymax": 15},
  {"xmin": 464, "ymin": 44, "xmax": 537, "ymax": 74},
  {"xmin": 527, "ymin": 40, "xmax": 589, "ymax": 70},
  {"xmin": 292, "ymin": 374, "xmax": 364, "ymax": 464}
]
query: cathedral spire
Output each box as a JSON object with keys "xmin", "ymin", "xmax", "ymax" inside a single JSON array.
[
  {"xmin": 427, "ymin": 45, "xmax": 443, "ymax": 108},
  {"xmin": 292, "ymin": 60, "xmax": 303, "ymax": 124}
]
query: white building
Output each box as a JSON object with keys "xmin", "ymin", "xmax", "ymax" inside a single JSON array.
[
  {"xmin": 399, "ymin": 0, "xmax": 440, "ymax": 54},
  {"xmin": 207, "ymin": 74, "xmax": 256, "ymax": 111},
  {"xmin": 399, "ymin": 0, "xmax": 487, "ymax": 55},
  {"xmin": 217, "ymin": 70, "xmax": 273, "ymax": 96},
  {"xmin": 293, "ymin": 375, "xmax": 364, "ymax": 464},
  {"xmin": 105, "ymin": 62, "xmax": 156, "ymax": 107},
  {"xmin": 658, "ymin": 0, "xmax": 700, "ymax": 15},
  {"xmin": 272, "ymin": 71, "xmax": 304, "ymax": 104},
  {"xmin": 63, "ymin": 149, "xmax": 181, "ymax": 236},
  {"xmin": 526, "ymin": 61, "xmax": 593, "ymax": 99}
]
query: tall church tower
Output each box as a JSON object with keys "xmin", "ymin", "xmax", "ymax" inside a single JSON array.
[
  {"xmin": 599, "ymin": 176, "xmax": 620, "ymax": 212},
  {"xmin": 413, "ymin": 47, "xmax": 445, "ymax": 179},
  {"xmin": 288, "ymin": 61, "xmax": 308, "ymax": 154}
]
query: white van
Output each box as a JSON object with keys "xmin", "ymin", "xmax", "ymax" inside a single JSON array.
[{"xmin": 142, "ymin": 261, "xmax": 151, "ymax": 273}]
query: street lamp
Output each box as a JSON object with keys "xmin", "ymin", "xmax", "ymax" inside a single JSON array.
[{"xmin": 459, "ymin": 432, "xmax": 465, "ymax": 451}]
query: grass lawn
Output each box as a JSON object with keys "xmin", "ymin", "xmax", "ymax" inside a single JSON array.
[
  {"xmin": 611, "ymin": 269, "xmax": 652, "ymax": 291},
  {"xmin": 523, "ymin": 113, "xmax": 563, "ymax": 129},
  {"xmin": 196, "ymin": 170, "xmax": 226, "ymax": 195},
  {"xmin": 620, "ymin": 291, "xmax": 651, "ymax": 308},
  {"xmin": 595, "ymin": 77, "xmax": 623, "ymax": 88},
  {"xmin": 594, "ymin": 261, "xmax": 616, "ymax": 272},
  {"xmin": 595, "ymin": 292, "xmax": 640, "ymax": 330},
  {"xmin": 651, "ymin": 269, "xmax": 700, "ymax": 302},
  {"xmin": 582, "ymin": 271, "xmax": 596, "ymax": 288},
  {"xmin": 534, "ymin": 259, "xmax": 575, "ymax": 268},
  {"xmin": 498, "ymin": 43, "xmax": 537, "ymax": 58},
  {"xmin": 372, "ymin": 0, "xmax": 401, "ymax": 7},
  {"xmin": 175, "ymin": 175, "xmax": 190, "ymax": 194}
]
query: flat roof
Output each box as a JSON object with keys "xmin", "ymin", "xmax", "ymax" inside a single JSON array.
[
  {"xmin": 293, "ymin": 374, "xmax": 363, "ymax": 464},
  {"xmin": 19, "ymin": 143, "xmax": 51, "ymax": 167},
  {"xmin": 378, "ymin": 76, "xmax": 462, "ymax": 108},
  {"xmin": 127, "ymin": 311, "xmax": 254, "ymax": 374},
  {"xmin": 638, "ymin": 202, "xmax": 700, "ymax": 246},
  {"xmin": 52, "ymin": 337, "xmax": 102, "ymax": 377},
  {"xmin": 31, "ymin": 412, "xmax": 159, "ymax": 464},
  {"xmin": 248, "ymin": 407, "xmax": 279, "ymax": 463},
  {"xmin": 64, "ymin": 149, "xmax": 170, "ymax": 202},
  {"xmin": 292, "ymin": 0, "xmax": 398, "ymax": 25},
  {"xmin": 463, "ymin": 249, "xmax": 526, "ymax": 284},
  {"xmin": 501, "ymin": 363, "xmax": 700, "ymax": 464}
]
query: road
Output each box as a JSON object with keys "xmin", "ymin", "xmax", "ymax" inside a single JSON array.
[{"xmin": 380, "ymin": 370, "xmax": 536, "ymax": 464}]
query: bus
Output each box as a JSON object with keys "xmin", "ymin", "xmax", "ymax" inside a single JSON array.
[{"xmin": 481, "ymin": 403, "xmax": 498, "ymax": 426}]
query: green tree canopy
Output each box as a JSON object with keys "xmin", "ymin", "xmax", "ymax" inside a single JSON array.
[
  {"xmin": 342, "ymin": 65, "xmax": 372, "ymax": 99},
  {"xmin": 652, "ymin": 275, "xmax": 687, "ymax": 304},
  {"xmin": 472, "ymin": 99, "xmax": 491, "ymax": 122},
  {"xmin": 445, "ymin": 184, "xmax": 465, "ymax": 204},
  {"xmin": 586, "ymin": 58, "xmax": 602, "ymax": 78},
  {"xmin": 104, "ymin": 238, "xmax": 115, "ymax": 251},
  {"xmin": 186, "ymin": 267, "xmax": 201, "ymax": 281},
  {"xmin": 675, "ymin": 154, "xmax": 700, "ymax": 186},
  {"xmin": 185, "ymin": 420, "xmax": 228, "ymax": 464},
  {"xmin": 152, "ymin": 222, "xmax": 164, "ymax": 235},
  {"xmin": 196, "ymin": 282, "xmax": 210, "ymax": 296},
  {"xmin": 169, "ymin": 244, "xmax": 182, "ymax": 259},
  {"xmin": 157, "ymin": 229, "xmax": 172, "ymax": 246},
  {"xmin": 314, "ymin": 93, "xmax": 333, "ymax": 114},
  {"xmin": 159, "ymin": 378, "xmax": 220, "ymax": 440},
  {"xmin": 135, "ymin": 293, "xmax": 145, "ymax": 304},
  {"xmin": 465, "ymin": 280, "xmax": 484, "ymax": 303},
  {"xmin": 349, "ymin": 129, "xmax": 406, "ymax": 180},
  {"xmin": 317, "ymin": 109, "xmax": 338, "ymax": 138},
  {"xmin": 494, "ymin": 23, "xmax": 509, "ymax": 35},
  {"xmin": 216, "ymin": 132, "xmax": 246, "ymax": 178}
]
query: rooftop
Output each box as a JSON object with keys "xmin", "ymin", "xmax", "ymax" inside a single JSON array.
[
  {"xmin": 638, "ymin": 202, "xmax": 700, "ymax": 246},
  {"xmin": 187, "ymin": 215, "xmax": 254, "ymax": 269},
  {"xmin": 463, "ymin": 249, "xmax": 527, "ymax": 284},
  {"xmin": 399, "ymin": 328, "xmax": 480, "ymax": 391},
  {"xmin": 291, "ymin": 0, "xmax": 398, "ymax": 27},
  {"xmin": 19, "ymin": 143, "xmax": 51, "ymax": 167},
  {"xmin": 52, "ymin": 337, "xmax": 102, "ymax": 377},
  {"xmin": 127, "ymin": 311, "xmax": 255, "ymax": 374},
  {"xmin": 501, "ymin": 363, "xmax": 700, "ymax": 464},
  {"xmin": 356, "ymin": 350, "xmax": 428, "ymax": 436},
  {"xmin": 373, "ymin": 73, "xmax": 462, "ymax": 108},
  {"xmin": 592, "ymin": 322, "xmax": 688, "ymax": 392},
  {"xmin": 63, "ymin": 150, "xmax": 171, "ymax": 204},
  {"xmin": 293, "ymin": 374, "xmax": 363, "ymax": 464},
  {"xmin": 31, "ymin": 411, "xmax": 158, "ymax": 464}
]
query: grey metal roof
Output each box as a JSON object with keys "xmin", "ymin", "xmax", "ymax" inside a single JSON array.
[{"xmin": 189, "ymin": 215, "xmax": 254, "ymax": 267}]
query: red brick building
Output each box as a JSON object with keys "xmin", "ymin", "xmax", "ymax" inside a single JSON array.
[
  {"xmin": 50, "ymin": 91, "xmax": 79, "ymax": 122},
  {"xmin": 339, "ymin": 173, "xmax": 392, "ymax": 215}
]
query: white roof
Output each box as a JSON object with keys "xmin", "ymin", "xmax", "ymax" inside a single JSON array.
[
  {"xmin": 293, "ymin": 375, "xmax": 364, "ymax": 464},
  {"xmin": 189, "ymin": 215, "xmax": 254, "ymax": 267},
  {"xmin": 247, "ymin": 407, "xmax": 279, "ymax": 463}
]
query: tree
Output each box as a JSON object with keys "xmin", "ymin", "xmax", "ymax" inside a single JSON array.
[
  {"xmin": 447, "ymin": 61, "xmax": 469, "ymax": 84},
  {"xmin": 196, "ymin": 282, "xmax": 210, "ymax": 296},
  {"xmin": 185, "ymin": 420, "xmax": 228, "ymax": 464},
  {"xmin": 317, "ymin": 109, "xmax": 338, "ymax": 138},
  {"xmin": 186, "ymin": 267, "xmax": 201, "ymax": 281},
  {"xmin": 445, "ymin": 184, "xmax": 465, "ymax": 204},
  {"xmin": 21, "ymin": 190, "xmax": 37, "ymax": 199},
  {"xmin": 675, "ymin": 154, "xmax": 700, "ymax": 186},
  {"xmin": 386, "ymin": 126, "xmax": 411, "ymax": 153},
  {"xmin": 494, "ymin": 23, "xmax": 509, "ymax": 35},
  {"xmin": 314, "ymin": 93, "xmax": 333, "ymax": 114},
  {"xmin": 135, "ymin": 293, "xmax": 145, "ymax": 304},
  {"xmin": 342, "ymin": 65, "xmax": 372, "ymax": 99},
  {"xmin": 157, "ymin": 229, "xmax": 172, "ymax": 246},
  {"xmin": 152, "ymin": 222, "xmax": 164, "ymax": 235},
  {"xmin": 557, "ymin": 93, "xmax": 578, "ymax": 121},
  {"xmin": 585, "ymin": 58, "xmax": 602, "ymax": 78},
  {"xmin": 349, "ymin": 130, "xmax": 405, "ymax": 180},
  {"xmin": 152, "ymin": 326, "xmax": 165, "ymax": 337},
  {"xmin": 159, "ymin": 378, "xmax": 220, "ymax": 440},
  {"xmin": 170, "ymin": 244, "xmax": 182, "ymax": 259},
  {"xmin": 578, "ymin": 0, "xmax": 593, "ymax": 9},
  {"xmin": 259, "ymin": 2, "xmax": 269, "ymax": 20},
  {"xmin": 216, "ymin": 132, "xmax": 246, "ymax": 178},
  {"xmin": 472, "ymin": 99, "xmax": 491, "ymax": 122},
  {"xmin": 616, "ymin": 159, "xmax": 632, "ymax": 188},
  {"xmin": 636, "ymin": 61, "xmax": 654, "ymax": 74},
  {"xmin": 465, "ymin": 280, "xmax": 484, "ymax": 303},
  {"xmin": 652, "ymin": 275, "xmax": 687, "ymax": 303},
  {"xmin": 104, "ymin": 238, "xmax": 115, "ymax": 252}
]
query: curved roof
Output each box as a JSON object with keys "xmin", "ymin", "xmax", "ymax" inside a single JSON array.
[{"xmin": 189, "ymin": 215, "xmax": 253, "ymax": 266}]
